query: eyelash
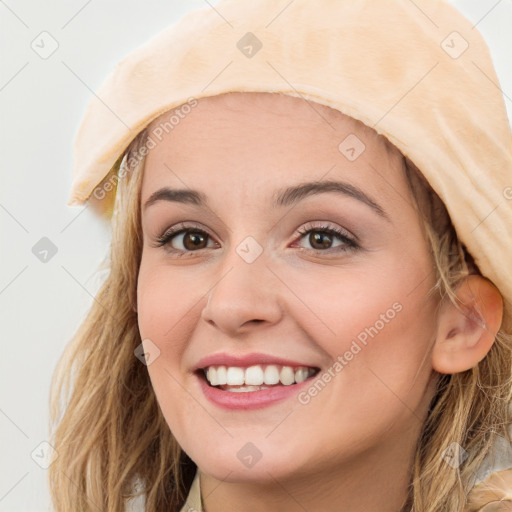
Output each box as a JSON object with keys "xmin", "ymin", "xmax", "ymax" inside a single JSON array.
[{"xmin": 154, "ymin": 221, "xmax": 359, "ymax": 256}]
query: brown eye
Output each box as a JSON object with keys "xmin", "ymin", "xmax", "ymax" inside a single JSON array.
[
  {"xmin": 155, "ymin": 224, "xmax": 216, "ymax": 253},
  {"xmin": 181, "ymin": 231, "xmax": 209, "ymax": 250},
  {"xmin": 295, "ymin": 224, "xmax": 358, "ymax": 253},
  {"xmin": 308, "ymin": 231, "xmax": 335, "ymax": 250}
]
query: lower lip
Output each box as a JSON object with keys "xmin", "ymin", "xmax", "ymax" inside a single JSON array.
[{"xmin": 195, "ymin": 371, "xmax": 318, "ymax": 410}]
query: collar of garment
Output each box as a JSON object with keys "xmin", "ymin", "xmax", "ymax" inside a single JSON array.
[
  {"xmin": 179, "ymin": 469, "xmax": 203, "ymax": 512},
  {"xmin": 178, "ymin": 465, "xmax": 512, "ymax": 512}
]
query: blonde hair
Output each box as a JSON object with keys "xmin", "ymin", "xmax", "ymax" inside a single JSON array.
[
  {"xmin": 49, "ymin": 125, "xmax": 512, "ymax": 512},
  {"xmin": 401, "ymin": 156, "xmax": 512, "ymax": 511}
]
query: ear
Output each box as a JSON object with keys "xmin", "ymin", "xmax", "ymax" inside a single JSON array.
[{"xmin": 432, "ymin": 275, "xmax": 503, "ymax": 374}]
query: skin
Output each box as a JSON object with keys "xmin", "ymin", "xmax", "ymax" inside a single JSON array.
[{"xmin": 135, "ymin": 92, "xmax": 502, "ymax": 512}]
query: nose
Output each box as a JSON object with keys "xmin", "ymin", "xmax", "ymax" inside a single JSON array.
[{"xmin": 200, "ymin": 249, "xmax": 284, "ymax": 336}]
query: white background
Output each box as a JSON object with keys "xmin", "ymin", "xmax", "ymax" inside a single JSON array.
[{"xmin": 1, "ymin": 1, "xmax": 511, "ymax": 510}]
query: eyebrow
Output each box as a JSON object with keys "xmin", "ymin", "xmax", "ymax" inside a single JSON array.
[{"xmin": 143, "ymin": 180, "xmax": 390, "ymax": 221}]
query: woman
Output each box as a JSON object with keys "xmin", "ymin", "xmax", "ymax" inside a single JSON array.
[{"xmin": 50, "ymin": 0, "xmax": 512, "ymax": 510}]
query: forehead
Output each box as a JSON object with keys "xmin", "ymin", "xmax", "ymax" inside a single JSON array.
[
  {"xmin": 146, "ymin": 92, "xmax": 391, "ymax": 147},
  {"xmin": 141, "ymin": 92, "xmax": 405, "ymax": 210}
]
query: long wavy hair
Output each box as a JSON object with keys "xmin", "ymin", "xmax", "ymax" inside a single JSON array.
[{"xmin": 49, "ymin": 116, "xmax": 512, "ymax": 512}]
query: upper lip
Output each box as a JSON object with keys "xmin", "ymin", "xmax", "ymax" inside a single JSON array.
[{"xmin": 192, "ymin": 352, "xmax": 320, "ymax": 371}]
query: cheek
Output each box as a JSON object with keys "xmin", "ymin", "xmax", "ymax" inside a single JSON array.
[
  {"xmin": 136, "ymin": 259, "xmax": 202, "ymax": 431},
  {"xmin": 283, "ymin": 249, "xmax": 436, "ymax": 349},
  {"xmin": 137, "ymin": 258, "xmax": 201, "ymax": 344},
  {"xmin": 284, "ymin": 251, "xmax": 437, "ymax": 418}
]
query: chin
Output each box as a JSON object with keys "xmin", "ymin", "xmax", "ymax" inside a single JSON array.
[{"xmin": 190, "ymin": 442, "xmax": 318, "ymax": 484}]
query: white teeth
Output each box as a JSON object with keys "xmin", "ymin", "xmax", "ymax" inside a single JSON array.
[
  {"xmin": 206, "ymin": 367, "xmax": 217, "ymax": 386},
  {"xmin": 294, "ymin": 367, "xmax": 310, "ymax": 383},
  {"xmin": 226, "ymin": 367, "xmax": 244, "ymax": 385},
  {"xmin": 224, "ymin": 385, "xmax": 272, "ymax": 393},
  {"xmin": 203, "ymin": 364, "xmax": 317, "ymax": 387},
  {"xmin": 245, "ymin": 365, "xmax": 264, "ymax": 385},
  {"xmin": 280, "ymin": 366, "xmax": 295, "ymax": 385},
  {"xmin": 216, "ymin": 366, "xmax": 227, "ymax": 385},
  {"xmin": 264, "ymin": 365, "xmax": 280, "ymax": 385}
]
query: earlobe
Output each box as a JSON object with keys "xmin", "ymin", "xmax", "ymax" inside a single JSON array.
[{"xmin": 431, "ymin": 275, "xmax": 503, "ymax": 374}]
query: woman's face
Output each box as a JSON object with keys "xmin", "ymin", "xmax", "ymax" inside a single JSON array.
[{"xmin": 137, "ymin": 92, "xmax": 439, "ymax": 483}]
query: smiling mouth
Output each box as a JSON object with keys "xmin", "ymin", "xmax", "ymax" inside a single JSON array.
[{"xmin": 195, "ymin": 364, "xmax": 321, "ymax": 392}]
